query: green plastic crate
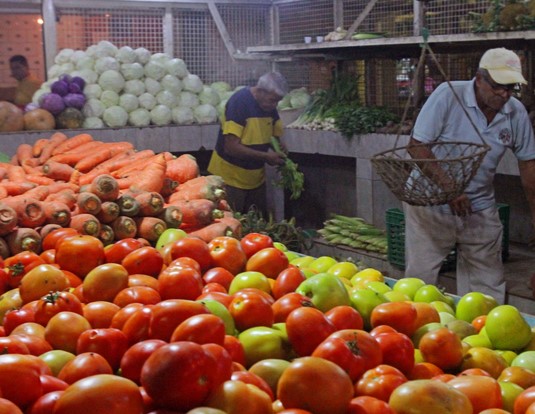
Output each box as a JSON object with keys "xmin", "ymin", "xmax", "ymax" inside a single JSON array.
[{"xmin": 386, "ymin": 203, "xmax": 510, "ymax": 270}]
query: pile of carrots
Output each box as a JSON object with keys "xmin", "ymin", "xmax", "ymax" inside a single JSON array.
[{"xmin": 0, "ymin": 131, "xmax": 242, "ymax": 257}]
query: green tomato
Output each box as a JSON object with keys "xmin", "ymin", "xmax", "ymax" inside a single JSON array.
[
  {"xmin": 455, "ymin": 292, "xmax": 498, "ymax": 323},
  {"xmin": 198, "ymin": 299, "xmax": 236, "ymax": 336},
  {"xmin": 495, "ymin": 349, "xmax": 518, "ymax": 366},
  {"xmin": 248, "ymin": 359, "xmax": 291, "ymax": 396},
  {"xmin": 439, "ymin": 311, "xmax": 457, "ymax": 325},
  {"xmin": 273, "ymin": 242, "xmax": 288, "ymax": 252},
  {"xmin": 363, "ymin": 280, "xmax": 392, "ymax": 295},
  {"xmin": 238, "ymin": 326, "xmax": 288, "ymax": 367},
  {"xmin": 462, "ymin": 333, "xmax": 493, "ymax": 349},
  {"xmin": 284, "ymin": 251, "xmax": 300, "ymax": 262},
  {"xmin": 349, "ymin": 287, "xmax": 387, "ymax": 330},
  {"xmin": 289, "ymin": 256, "xmax": 315, "ymax": 269},
  {"xmin": 499, "ymin": 380, "xmax": 524, "ymax": 413},
  {"xmin": 155, "ymin": 228, "xmax": 187, "ymax": 250},
  {"xmin": 228, "ymin": 271, "xmax": 271, "ymax": 295},
  {"xmin": 307, "ymin": 256, "xmax": 338, "ymax": 273},
  {"xmin": 326, "ymin": 261, "xmax": 359, "ymax": 279},
  {"xmin": 383, "ymin": 290, "xmax": 411, "ymax": 302},
  {"xmin": 411, "ymin": 322, "xmax": 443, "ymax": 348},
  {"xmin": 444, "ymin": 319, "xmax": 477, "ymax": 340},
  {"xmin": 296, "ymin": 272, "xmax": 350, "ymax": 312},
  {"xmin": 430, "ymin": 300, "xmax": 455, "ymax": 316},
  {"xmin": 485, "ymin": 305, "xmax": 533, "ymax": 351},
  {"xmin": 392, "ymin": 277, "xmax": 426, "ymax": 300},
  {"xmin": 39, "ymin": 349, "xmax": 76, "ymax": 376},
  {"xmin": 511, "ymin": 350, "xmax": 535, "ymax": 372},
  {"xmin": 413, "ymin": 284, "xmax": 453, "ymax": 307}
]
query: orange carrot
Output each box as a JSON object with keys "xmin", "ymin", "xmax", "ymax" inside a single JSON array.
[
  {"xmin": 187, "ymin": 222, "xmax": 233, "ymax": 243},
  {"xmin": 38, "ymin": 132, "xmax": 68, "ymax": 164},
  {"xmin": 16, "ymin": 144, "xmax": 33, "ymax": 167},
  {"xmin": 25, "ymin": 174, "xmax": 56, "ymax": 186},
  {"xmin": 0, "ymin": 237, "xmax": 9, "ymax": 258},
  {"xmin": 165, "ymin": 154, "xmax": 200, "ymax": 184},
  {"xmin": 32, "ymin": 138, "xmax": 50, "ymax": 158},
  {"xmin": 69, "ymin": 169, "xmax": 82, "ymax": 186},
  {"xmin": 0, "ymin": 181, "xmax": 36, "ymax": 196},
  {"xmin": 42, "ymin": 161, "xmax": 75, "ymax": 181},
  {"xmin": 168, "ymin": 176, "xmax": 226, "ymax": 203},
  {"xmin": 134, "ymin": 216, "xmax": 167, "ymax": 242},
  {"xmin": 51, "ymin": 133, "xmax": 93, "ymax": 156},
  {"xmin": 78, "ymin": 149, "xmax": 137, "ymax": 186},
  {"xmin": 74, "ymin": 141, "xmax": 135, "ymax": 173},
  {"xmin": 7, "ymin": 165, "xmax": 27, "ymax": 182},
  {"xmin": 44, "ymin": 189, "xmax": 78, "ymax": 210},
  {"xmin": 129, "ymin": 153, "xmax": 167, "ymax": 193},
  {"xmin": 48, "ymin": 141, "xmax": 105, "ymax": 166},
  {"xmin": 158, "ymin": 205, "xmax": 183, "ymax": 228},
  {"xmin": 2, "ymin": 196, "xmax": 46, "ymax": 228},
  {"xmin": 112, "ymin": 155, "xmax": 158, "ymax": 178},
  {"xmin": 111, "ymin": 216, "xmax": 137, "ymax": 240},
  {"xmin": 5, "ymin": 227, "xmax": 41, "ymax": 254},
  {"xmin": 46, "ymin": 182, "xmax": 80, "ymax": 195},
  {"xmin": 0, "ymin": 186, "xmax": 7, "ymax": 200},
  {"xmin": 216, "ymin": 212, "xmax": 242, "ymax": 238},
  {"xmin": 132, "ymin": 191, "xmax": 165, "ymax": 217},
  {"xmin": 21, "ymin": 158, "xmax": 42, "ymax": 175},
  {"xmin": 116, "ymin": 194, "xmax": 141, "ymax": 217},
  {"xmin": 0, "ymin": 203, "xmax": 18, "ymax": 236},
  {"xmin": 76, "ymin": 192, "xmax": 102, "ymax": 215},
  {"xmin": 43, "ymin": 201, "xmax": 71, "ymax": 227},
  {"xmin": 22, "ymin": 185, "xmax": 51, "ymax": 201},
  {"xmin": 161, "ymin": 177, "xmax": 178, "ymax": 198},
  {"xmin": 39, "ymin": 223, "xmax": 62, "ymax": 240},
  {"xmin": 0, "ymin": 167, "xmax": 8, "ymax": 180},
  {"xmin": 88, "ymin": 174, "xmax": 120, "ymax": 202},
  {"xmin": 98, "ymin": 224, "xmax": 115, "ymax": 246},
  {"xmin": 68, "ymin": 213, "xmax": 101, "ymax": 237},
  {"xmin": 96, "ymin": 201, "xmax": 121, "ymax": 224},
  {"xmin": 173, "ymin": 199, "xmax": 224, "ymax": 229}
]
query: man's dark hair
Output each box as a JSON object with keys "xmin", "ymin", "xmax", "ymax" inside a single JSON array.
[{"xmin": 9, "ymin": 55, "xmax": 29, "ymax": 67}]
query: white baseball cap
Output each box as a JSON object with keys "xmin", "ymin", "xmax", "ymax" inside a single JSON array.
[{"xmin": 479, "ymin": 48, "xmax": 527, "ymax": 85}]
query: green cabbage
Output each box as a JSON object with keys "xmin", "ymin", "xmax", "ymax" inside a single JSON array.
[
  {"xmin": 103, "ymin": 106, "xmax": 128, "ymax": 127},
  {"xmin": 98, "ymin": 70, "xmax": 125, "ymax": 93},
  {"xmin": 138, "ymin": 93, "xmax": 157, "ymax": 110},
  {"xmin": 128, "ymin": 108, "xmax": 151, "ymax": 127},
  {"xmin": 119, "ymin": 94, "xmax": 139, "ymax": 113},
  {"xmin": 172, "ymin": 106, "xmax": 194, "ymax": 125},
  {"xmin": 150, "ymin": 105, "xmax": 172, "ymax": 126},
  {"xmin": 100, "ymin": 90, "xmax": 120, "ymax": 108},
  {"xmin": 193, "ymin": 104, "xmax": 218, "ymax": 124}
]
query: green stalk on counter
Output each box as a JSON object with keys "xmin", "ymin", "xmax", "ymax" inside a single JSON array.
[{"xmin": 270, "ymin": 137, "xmax": 305, "ymax": 200}]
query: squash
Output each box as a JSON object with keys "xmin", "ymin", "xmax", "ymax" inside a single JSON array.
[
  {"xmin": 0, "ymin": 101, "xmax": 24, "ymax": 132},
  {"xmin": 23, "ymin": 108, "xmax": 56, "ymax": 131}
]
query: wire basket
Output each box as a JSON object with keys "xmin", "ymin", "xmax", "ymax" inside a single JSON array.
[{"xmin": 372, "ymin": 141, "xmax": 490, "ymax": 206}]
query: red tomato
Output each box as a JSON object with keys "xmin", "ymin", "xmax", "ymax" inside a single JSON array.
[
  {"xmin": 0, "ymin": 397, "xmax": 23, "ymax": 414},
  {"xmin": 196, "ymin": 291, "xmax": 234, "ymax": 308},
  {"xmin": 240, "ymin": 232, "xmax": 274, "ymax": 258},
  {"xmin": 141, "ymin": 341, "xmax": 223, "ymax": 412},
  {"xmin": 202, "ymin": 267, "xmax": 235, "ymax": 291},
  {"xmin": 82, "ymin": 300, "xmax": 120, "ymax": 329},
  {"xmin": 76, "ymin": 328, "xmax": 129, "ymax": 371},
  {"xmin": 408, "ymin": 362, "xmax": 444, "ymax": 380},
  {"xmin": 277, "ymin": 356, "xmax": 354, "ymax": 414},
  {"xmin": 513, "ymin": 384, "xmax": 535, "ymax": 414},
  {"xmin": 202, "ymin": 282, "xmax": 228, "ymax": 294},
  {"xmin": 347, "ymin": 395, "xmax": 396, "ymax": 414},
  {"xmin": 110, "ymin": 303, "xmax": 144, "ymax": 330},
  {"xmin": 312, "ymin": 329, "xmax": 383, "ymax": 382},
  {"xmin": 4, "ymin": 251, "xmax": 46, "ymax": 289},
  {"xmin": 44, "ymin": 311, "xmax": 92, "ymax": 354},
  {"xmin": 203, "ymin": 342, "xmax": 234, "ymax": 386},
  {"xmin": 53, "ymin": 374, "xmax": 143, "ymax": 414},
  {"xmin": 122, "ymin": 246, "xmax": 163, "ymax": 277},
  {"xmin": 448, "ymin": 375, "xmax": 503, "ymax": 413},
  {"xmin": 272, "ymin": 292, "xmax": 314, "ymax": 323},
  {"xmin": 34, "ymin": 290, "xmax": 83, "ymax": 326},
  {"xmin": 286, "ymin": 307, "xmax": 337, "ymax": 357},
  {"xmin": 166, "ymin": 256, "xmax": 202, "ymax": 273},
  {"xmin": 369, "ymin": 301, "xmax": 418, "ymax": 337},
  {"xmin": 9, "ymin": 333, "xmax": 52, "ymax": 356},
  {"xmin": 41, "ymin": 227, "xmax": 79, "ymax": 251},
  {"xmin": 168, "ymin": 237, "xmax": 213, "ymax": 271},
  {"xmin": 208, "ymin": 236, "xmax": 247, "ymax": 275},
  {"xmin": 325, "ymin": 305, "xmax": 364, "ymax": 330},
  {"xmin": 113, "ymin": 285, "xmax": 161, "ymax": 307},
  {"xmin": 55, "ymin": 235, "xmax": 105, "ymax": 278},
  {"xmin": 228, "ymin": 290, "xmax": 274, "ymax": 331},
  {"xmin": 57, "ymin": 352, "xmax": 113, "ymax": 384},
  {"xmin": 158, "ymin": 265, "xmax": 203, "ymax": 301},
  {"xmin": 122, "ymin": 305, "xmax": 154, "ymax": 345},
  {"xmin": 231, "ymin": 370, "xmax": 274, "ymax": 401},
  {"xmin": 0, "ymin": 335, "xmax": 30, "ymax": 354},
  {"xmin": 419, "ymin": 327, "xmax": 464, "ymax": 371},
  {"xmin": 39, "ymin": 374, "xmax": 69, "ymax": 393},
  {"xmin": 355, "ymin": 364, "xmax": 407, "ymax": 402},
  {"xmin": 120, "ymin": 339, "xmax": 167, "ymax": 385},
  {"xmin": 272, "ymin": 265, "xmax": 307, "ymax": 300},
  {"xmin": 223, "ymin": 334, "xmax": 246, "ymax": 366},
  {"xmin": 3, "ymin": 307, "xmax": 36, "ymax": 334},
  {"xmin": 149, "ymin": 299, "xmax": 209, "ymax": 342},
  {"xmin": 245, "ymin": 247, "xmax": 289, "ymax": 279},
  {"xmin": 0, "ymin": 354, "xmax": 44, "ymax": 409},
  {"xmin": 0, "ymin": 267, "xmax": 9, "ymax": 295},
  {"xmin": 39, "ymin": 249, "xmax": 56, "ymax": 264},
  {"xmin": 373, "ymin": 331, "xmax": 415, "ymax": 375},
  {"xmin": 103, "ymin": 237, "xmax": 146, "ymax": 264},
  {"xmin": 170, "ymin": 313, "xmax": 226, "ymax": 345},
  {"xmin": 128, "ymin": 273, "xmax": 160, "ymax": 290},
  {"xmin": 26, "ymin": 390, "xmax": 64, "ymax": 414}
]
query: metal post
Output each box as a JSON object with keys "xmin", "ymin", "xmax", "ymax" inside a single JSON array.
[{"xmin": 42, "ymin": 0, "xmax": 57, "ymax": 78}]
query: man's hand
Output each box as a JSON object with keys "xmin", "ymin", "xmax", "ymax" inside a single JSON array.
[
  {"xmin": 265, "ymin": 150, "xmax": 286, "ymax": 166},
  {"xmin": 448, "ymin": 193, "xmax": 472, "ymax": 217}
]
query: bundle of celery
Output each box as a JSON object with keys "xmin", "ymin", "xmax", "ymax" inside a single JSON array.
[
  {"xmin": 317, "ymin": 214, "xmax": 388, "ymax": 254},
  {"xmin": 271, "ymin": 137, "xmax": 305, "ymax": 200}
]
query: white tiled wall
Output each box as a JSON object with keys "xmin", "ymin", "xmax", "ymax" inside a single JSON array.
[{"xmin": 0, "ymin": 14, "xmax": 44, "ymax": 88}]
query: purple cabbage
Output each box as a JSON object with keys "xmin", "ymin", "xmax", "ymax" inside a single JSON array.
[
  {"xmin": 63, "ymin": 93, "xmax": 86, "ymax": 110},
  {"xmin": 59, "ymin": 73, "xmax": 72, "ymax": 84},
  {"xmin": 68, "ymin": 82, "xmax": 82, "ymax": 94},
  {"xmin": 51, "ymin": 80, "xmax": 69, "ymax": 97},
  {"xmin": 40, "ymin": 93, "xmax": 66, "ymax": 115},
  {"xmin": 71, "ymin": 76, "xmax": 86, "ymax": 90}
]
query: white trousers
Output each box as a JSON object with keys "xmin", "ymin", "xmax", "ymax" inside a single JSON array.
[{"xmin": 402, "ymin": 203, "xmax": 505, "ymax": 304}]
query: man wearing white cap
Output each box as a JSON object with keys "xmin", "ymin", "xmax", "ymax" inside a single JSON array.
[{"xmin": 403, "ymin": 48, "xmax": 535, "ymax": 304}]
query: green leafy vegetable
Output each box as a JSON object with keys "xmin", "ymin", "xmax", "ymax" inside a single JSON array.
[{"xmin": 270, "ymin": 137, "xmax": 305, "ymax": 200}]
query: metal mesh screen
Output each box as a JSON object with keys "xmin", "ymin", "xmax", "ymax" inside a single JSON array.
[
  {"xmin": 343, "ymin": 0, "xmax": 414, "ymax": 37},
  {"xmin": 425, "ymin": 0, "xmax": 492, "ymax": 35},
  {"xmin": 56, "ymin": 7, "xmax": 165, "ymax": 53},
  {"xmin": 173, "ymin": 4, "xmax": 271, "ymax": 87},
  {"xmin": 277, "ymin": 0, "xmax": 334, "ymax": 44}
]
